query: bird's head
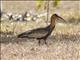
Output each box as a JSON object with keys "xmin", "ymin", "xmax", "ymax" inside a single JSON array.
[
  {"xmin": 51, "ymin": 14, "xmax": 66, "ymax": 22},
  {"xmin": 50, "ymin": 14, "xmax": 66, "ymax": 28}
]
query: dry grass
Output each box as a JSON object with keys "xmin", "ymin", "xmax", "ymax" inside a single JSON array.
[
  {"xmin": 1, "ymin": 21, "xmax": 80, "ymax": 60},
  {"xmin": 1, "ymin": 36, "xmax": 80, "ymax": 60},
  {"xmin": 1, "ymin": 1, "xmax": 80, "ymax": 60}
]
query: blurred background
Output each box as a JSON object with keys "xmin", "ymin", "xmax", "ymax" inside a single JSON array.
[
  {"xmin": 0, "ymin": 1, "xmax": 80, "ymax": 60},
  {"xmin": 0, "ymin": 1, "xmax": 80, "ymax": 36}
]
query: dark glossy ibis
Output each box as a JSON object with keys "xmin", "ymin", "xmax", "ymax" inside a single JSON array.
[{"xmin": 18, "ymin": 14, "xmax": 66, "ymax": 45}]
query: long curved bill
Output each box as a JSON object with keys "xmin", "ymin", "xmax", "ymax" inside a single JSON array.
[{"xmin": 57, "ymin": 15, "xmax": 66, "ymax": 22}]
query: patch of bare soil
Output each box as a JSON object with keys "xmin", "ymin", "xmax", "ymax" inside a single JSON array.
[{"xmin": 1, "ymin": 32, "xmax": 80, "ymax": 60}]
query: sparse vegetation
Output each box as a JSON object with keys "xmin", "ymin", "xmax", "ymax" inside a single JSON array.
[{"xmin": 1, "ymin": 1, "xmax": 80, "ymax": 60}]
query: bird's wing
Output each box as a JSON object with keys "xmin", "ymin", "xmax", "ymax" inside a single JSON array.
[
  {"xmin": 18, "ymin": 30, "xmax": 32, "ymax": 38},
  {"xmin": 27, "ymin": 28, "xmax": 49, "ymax": 38},
  {"xmin": 18, "ymin": 27, "xmax": 49, "ymax": 38}
]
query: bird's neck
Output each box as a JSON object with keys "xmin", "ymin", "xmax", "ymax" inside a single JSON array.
[
  {"xmin": 51, "ymin": 16, "xmax": 56, "ymax": 26},
  {"xmin": 50, "ymin": 19, "xmax": 55, "ymax": 29},
  {"xmin": 50, "ymin": 24, "xmax": 55, "ymax": 30}
]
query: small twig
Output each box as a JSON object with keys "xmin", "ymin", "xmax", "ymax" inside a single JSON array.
[{"xmin": 46, "ymin": 0, "xmax": 49, "ymax": 25}]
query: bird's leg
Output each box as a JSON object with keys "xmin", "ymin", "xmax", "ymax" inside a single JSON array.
[
  {"xmin": 44, "ymin": 39, "xmax": 50, "ymax": 47},
  {"xmin": 44, "ymin": 39, "xmax": 47, "ymax": 45},
  {"xmin": 45, "ymin": 40, "xmax": 47, "ymax": 45},
  {"xmin": 38, "ymin": 39, "xmax": 41, "ymax": 46}
]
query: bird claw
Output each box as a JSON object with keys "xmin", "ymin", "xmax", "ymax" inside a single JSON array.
[{"xmin": 38, "ymin": 40, "xmax": 41, "ymax": 46}]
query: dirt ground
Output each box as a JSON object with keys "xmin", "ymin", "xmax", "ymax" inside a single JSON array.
[
  {"xmin": 1, "ymin": 23, "xmax": 80, "ymax": 60},
  {"xmin": 0, "ymin": 1, "xmax": 80, "ymax": 60}
]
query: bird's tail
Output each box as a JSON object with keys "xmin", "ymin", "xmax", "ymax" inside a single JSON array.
[
  {"xmin": 17, "ymin": 34, "xmax": 22, "ymax": 38},
  {"xmin": 17, "ymin": 33, "xmax": 26, "ymax": 38}
]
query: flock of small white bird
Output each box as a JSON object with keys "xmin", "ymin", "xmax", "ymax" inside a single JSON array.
[{"xmin": 0, "ymin": 10, "xmax": 47, "ymax": 23}]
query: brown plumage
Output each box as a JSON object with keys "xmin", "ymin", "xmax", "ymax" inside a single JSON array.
[{"xmin": 18, "ymin": 14, "xmax": 65, "ymax": 45}]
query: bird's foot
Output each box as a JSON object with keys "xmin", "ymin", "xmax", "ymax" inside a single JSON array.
[{"xmin": 38, "ymin": 40, "xmax": 41, "ymax": 46}]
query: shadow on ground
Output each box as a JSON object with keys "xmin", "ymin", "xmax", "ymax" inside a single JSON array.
[{"xmin": 0, "ymin": 32, "xmax": 80, "ymax": 44}]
